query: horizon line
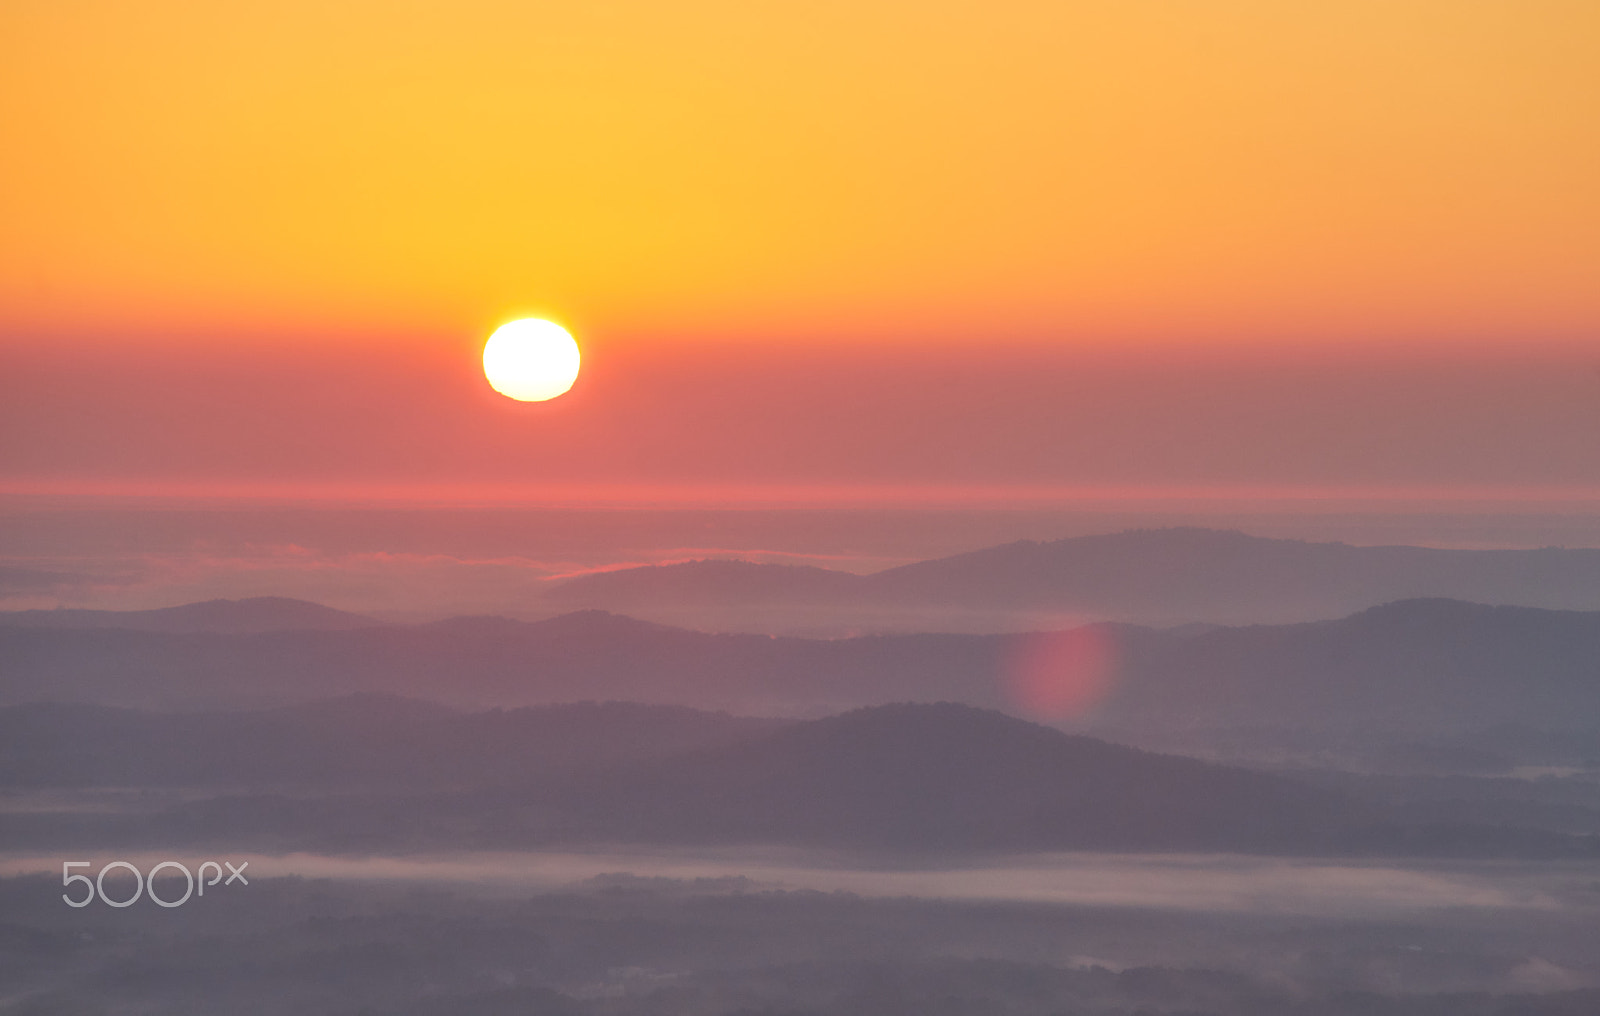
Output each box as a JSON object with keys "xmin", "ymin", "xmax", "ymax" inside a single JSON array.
[{"xmin": 7, "ymin": 478, "xmax": 1600, "ymax": 510}]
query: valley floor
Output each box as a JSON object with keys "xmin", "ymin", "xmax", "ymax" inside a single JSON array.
[{"xmin": 3, "ymin": 848, "xmax": 1597, "ymax": 1015}]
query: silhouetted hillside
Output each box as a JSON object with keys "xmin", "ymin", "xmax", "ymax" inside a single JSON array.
[
  {"xmin": 0, "ymin": 595, "xmax": 381, "ymax": 633},
  {"xmin": 4, "ymin": 599, "xmax": 1599, "ymax": 745},
  {"xmin": 572, "ymin": 703, "xmax": 1358, "ymax": 852},
  {"xmin": 9, "ymin": 700, "xmax": 1592, "ymax": 857},
  {"xmin": 549, "ymin": 528, "xmax": 1600, "ymax": 627},
  {"xmin": 1100, "ymin": 599, "xmax": 1600, "ymax": 736},
  {"xmin": 552, "ymin": 559, "xmax": 862, "ymax": 606},
  {"xmin": 0, "ymin": 607, "xmax": 1022, "ymax": 711},
  {"xmin": 0, "ymin": 696, "xmax": 785, "ymax": 790}
]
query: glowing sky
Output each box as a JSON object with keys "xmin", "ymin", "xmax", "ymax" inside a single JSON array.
[
  {"xmin": 4, "ymin": 0, "xmax": 1597, "ymax": 345},
  {"xmin": 2, "ymin": 1, "xmax": 1599, "ymax": 501}
]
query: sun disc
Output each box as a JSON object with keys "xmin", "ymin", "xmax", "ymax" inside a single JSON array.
[{"xmin": 482, "ymin": 319, "xmax": 581, "ymax": 402}]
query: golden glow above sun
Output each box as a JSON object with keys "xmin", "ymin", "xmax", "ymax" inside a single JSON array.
[{"xmin": 482, "ymin": 319, "xmax": 581, "ymax": 402}]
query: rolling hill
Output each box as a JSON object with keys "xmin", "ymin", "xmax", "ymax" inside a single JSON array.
[
  {"xmin": 0, "ymin": 596, "xmax": 381, "ymax": 634},
  {"xmin": 3, "ymin": 598, "xmax": 1599, "ymax": 747},
  {"xmin": 547, "ymin": 528, "xmax": 1600, "ymax": 630},
  {"xmin": 6, "ymin": 698, "xmax": 1591, "ymax": 858}
]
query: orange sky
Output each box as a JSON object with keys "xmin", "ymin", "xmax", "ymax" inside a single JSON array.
[
  {"xmin": 3, "ymin": 0, "xmax": 1598, "ymax": 348},
  {"xmin": 3, "ymin": 2, "xmax": 1600, "ymax": 504}
]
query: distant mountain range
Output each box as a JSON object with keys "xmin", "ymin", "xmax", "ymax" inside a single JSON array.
[
  {"xmin": 560, "ymin": 701, "xmax": 1358, "ymax": 853},
  {"xmin": 5, "ymin": 698, "xmax": 1592, "ymax": 858},
  {"xmin": 0, "ymin": 596, "xmax": 380, "ymax": 633},
  {"xmin": 4, "ymin": 596, "xmax": 1599, "ymax": 748},
  {"xmin": 13, "ymin": 529, "xmax": 1600, "ymax": 637},
  {"xmin": 546, "ymin": 528, "xmax": 1600, "ymax": 630},
  {"xmin": 0, "ymin": 695, "xmax": 783, "ymax": 790}
]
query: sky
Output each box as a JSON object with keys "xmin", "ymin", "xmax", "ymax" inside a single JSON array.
[
  {"xmin": 3, "ymin": 0, "xmax": 1597, "ymax": 350},
  {"xmin": 3, "ymin": 1, "xmax": 1600, "ymax": 612}
]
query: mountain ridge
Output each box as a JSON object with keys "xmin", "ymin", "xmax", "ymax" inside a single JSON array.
[
  {"xmin": 7, "ymin": 698, "xmax": 1592, "ymax": 858},
  {"xmin": 0, "ymin": 595, "xmax": 382, "ymax": 634},
  {"xmin": 4, "ymin": 597, "xmax": 1599, "ymax": 746},
  {"xmin": 547, "ymin": 527, "xmax": 1600, "ymax": 629}
]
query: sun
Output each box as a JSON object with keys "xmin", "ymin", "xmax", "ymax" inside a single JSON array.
[{"xmin": 482, "ymin": 319, "xmax": 581, "ymax": 402}]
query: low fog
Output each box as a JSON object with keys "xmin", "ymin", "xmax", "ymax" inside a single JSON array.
[{"xmin": 2, "ymin": 854, "xmax": 1596, "ymax": 1016}]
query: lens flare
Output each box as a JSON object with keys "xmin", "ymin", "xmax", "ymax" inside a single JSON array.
[{"xmin": 1004, "ymin": 625, "xmax": 1118, "ymax": 720}]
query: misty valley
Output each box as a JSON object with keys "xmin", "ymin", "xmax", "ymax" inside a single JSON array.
[
  {"xmin": 4, "ymin": 856, "xmax": 1599, "ymax": 1016},
  {"xmin": 3, "ymin": 530, "xmax": 1600, "ymax": 1014}
]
